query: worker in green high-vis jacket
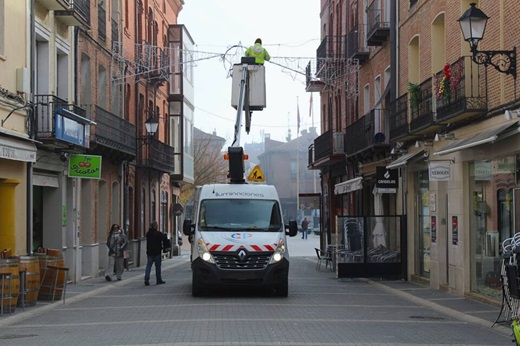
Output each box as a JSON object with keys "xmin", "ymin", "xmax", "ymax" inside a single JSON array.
[{"xmin": 245, "ymin": 38, "xmax": 270, "ymax": 65}]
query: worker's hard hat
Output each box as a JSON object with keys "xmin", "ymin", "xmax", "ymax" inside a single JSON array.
[{"xmin": 255, "ymin": 38, "xmax": 262, "ymax": 44}]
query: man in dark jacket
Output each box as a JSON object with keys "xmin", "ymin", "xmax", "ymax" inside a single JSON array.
[{"xmin": 144, "ymin": 221, "xmax": 166, "ymax": 286}]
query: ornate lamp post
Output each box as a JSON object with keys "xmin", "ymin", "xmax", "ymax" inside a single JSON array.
[{"xmin": 458, "ymin": 2, "xmax": 516, "ymax": 78}]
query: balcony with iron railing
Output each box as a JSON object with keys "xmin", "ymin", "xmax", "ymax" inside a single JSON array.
[
  {"xmin": 409, "ymin": 77, "xmax": 442, "ymax": 135},
  {"xmin": 347, "ymin": 25, "xmax": 369, "ymax": 64},
  {"xmin": 307, "ymin": 130, "xmax": 345, "ymax": 168},
  {"xmin": 135, "ymin": 43, "xmax": 170, "ymax": 81},
  {"xmin": 34, "ymin": 94, "xmax": 92, "ymax": 149},
  {"xmin": 435, "ymin": 56, "xmax": 487, "ymax": 125},
  {"xmin": 345, "ymin": 109, "xmax": 389, "ymax": 156},
  {"xmin": 316, "ymin": 35, "xmax": 347, "ymax": 77},
  {"xmin": 366, "ymin": 1, "xmax": 390, "ymax": 46},
  {"xmin": 83, "ymin": 105, "xmax": 136, "ymax": 160},
  {"xmin": 54, "ymin": 0, "xmax": 90, "ymax": 27},
  {"xmin": 137, "ymin": 137, "xmax": 176, "ymax": 174},
  {"xmin": 389, "ymin": 94, "xmax": 410, "ymax": 141}
]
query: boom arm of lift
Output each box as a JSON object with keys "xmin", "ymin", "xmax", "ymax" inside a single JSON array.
[{"xmin": 231, "ymin": 62, "xmax": 251, "ymax": 148}]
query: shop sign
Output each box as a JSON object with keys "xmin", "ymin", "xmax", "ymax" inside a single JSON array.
[
  {"xmin": 68, "ymin": 154, "xmax": 102, "ymax": 179},
  {"xmin": 452, "ymin": 216, "xmax": 458, "ymax": 245},
  {"xmin": 431, "ymin": 216, "xmax": 437, "ymax": 243},
  {"xmin": 474, "ymin": 160, "xmax": 492, "ymax": 181},
  {"xmin": 0, "ymin": 144, "xmax": 36, "ymax": 162},
  {"xmin": 428, "ymin": 161, "xmax": 452, "ymax": 181},
  {"xmin": 375, "ymin": 167, "xmax": 398, "ymax": 193}
]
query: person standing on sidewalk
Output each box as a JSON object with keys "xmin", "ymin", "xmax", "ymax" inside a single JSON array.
[
  {"xmin": 144, "ymin": 221, "xmax": 166, "ymax": 286},
  {"xmin": 301, "ymin": 217, "xmax": 309, "ymax": 240},
  {"xmin": 105, "ymin": 224, "xmax": 127, "ymax": 281}
]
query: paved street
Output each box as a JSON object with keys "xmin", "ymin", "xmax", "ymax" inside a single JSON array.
[{"xmin": 0, "ymin": 233, "xmax": 514, "ymax": 345}]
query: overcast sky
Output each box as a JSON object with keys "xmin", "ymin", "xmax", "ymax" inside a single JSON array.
[{"xmin": 178, "ymin": 0, "xmax": 321, "ymax": 147}]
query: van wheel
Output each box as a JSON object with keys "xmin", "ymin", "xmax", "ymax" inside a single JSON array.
[
  {"xmin": 192, "ymin": 274, "xmax": 203, "ymax": 297},
  {"xmin": 275, "ymin": 277, "xmax": 288, "ymax": 297}
]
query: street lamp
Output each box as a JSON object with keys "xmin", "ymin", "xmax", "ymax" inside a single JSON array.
[
  {"xmin": 134, "ymin": 114, "xmax": 159, "ymax": 267},
  {"xmin": 458, "ymin": 2, "xmax": 516, "ymax": 78},
  {"xmin": 144, "ymin": 115, "xmax": 159, "ymax": 137}
]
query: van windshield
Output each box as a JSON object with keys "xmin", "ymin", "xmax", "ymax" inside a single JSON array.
[{"xmin": 198, "ymin": 199, "xmax": 282, "ymax": 231}]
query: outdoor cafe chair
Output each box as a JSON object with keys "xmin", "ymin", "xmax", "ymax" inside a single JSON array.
[{"xmin": 315, "ymin": 248, "xmax": 333, "ymax": 271}]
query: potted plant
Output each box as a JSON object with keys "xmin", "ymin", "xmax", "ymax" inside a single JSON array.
[{"xmin": 408, "ymin": 82, "xmax": 422, "ymax": 109}]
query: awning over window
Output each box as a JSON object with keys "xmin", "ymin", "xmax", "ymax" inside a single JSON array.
[
  {"xmin": 334, "ymin": 177, "xmax": 362, "ymax": 195},
  {"xmin": 0, "ymin": 135, "xmax": 37, "ymax": 162},
  {"xmin": 434, "ymin": 122, "xmax": 520, "ymax": 156},
  {"xmin": 386, "ymin": 150, "xmax": 426, "ymax": 169}
]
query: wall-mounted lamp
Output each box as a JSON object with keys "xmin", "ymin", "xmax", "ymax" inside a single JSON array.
[
  {"xmin": 434, "ymin": 133, "xmax": 456, "ymax": 141},
  {"xmin": 458, "ymin": 3, "xmax": 516, "ymax": 78},
  {"xmin": 390, "ymin": 142, "xmax": 406, "ymax": 155},
  {"xmin": 504, "ymin": 109, "xmax": 520, "ymax": 120},
  {"xmin": 144, "ymin": 115, "xmax": 159, "ymax": 136},
  {"xmin": 138, "ymin": 115, "xmax": 159, "ymax": 149},
  {"xmin": 415, "ymin": 140, "xmax": 433, "ymax": 147}
]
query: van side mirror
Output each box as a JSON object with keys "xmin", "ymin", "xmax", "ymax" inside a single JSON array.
[
  {"xmin": 286, "ymin": 220, "xmax": 298, "ymax": 237},
  {"xmin": 183, "ymin": 219, "xmax": 193, "ymax": 236}
]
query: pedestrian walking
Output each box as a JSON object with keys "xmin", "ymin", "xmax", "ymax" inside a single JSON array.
[
  {"xmin": 301, "ymin": 217, "xmax": 309, "ymax": 239},
  {"xmin": 244, "ymin": 38, "xmax": 270, "ymax": 65},
  {"xmin": 144, "ymin": 221, "xmax": 166, "ymax": 286},
  {"xmin": 105, "ymin": 224, "xmax": 127, "ymax": 281}
]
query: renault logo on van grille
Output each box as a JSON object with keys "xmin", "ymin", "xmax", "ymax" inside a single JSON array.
[
  {"xmin": 238, "ymin": 249, "xmax": 247, "ymax": 261},
  {"xmin": 213, "ymin": 252, "xmax": 271, "ymax": 269}
]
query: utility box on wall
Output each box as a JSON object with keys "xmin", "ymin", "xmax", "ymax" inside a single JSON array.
[{"xmin": 231, "ymin": 63, "xmax": 266, "ymax": 111}]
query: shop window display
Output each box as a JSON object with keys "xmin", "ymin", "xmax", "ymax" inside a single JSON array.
[{"xmin": 471, "ymin": 155, "xmax": 519, "ymax": 298}]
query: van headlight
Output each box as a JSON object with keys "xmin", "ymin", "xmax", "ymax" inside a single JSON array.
[
  {"xmin": 269, "ymin": 239, "xmax": 286, "ymax": 264},
  {"xmin": 197, "ymin": 238, "xmax": 215, "ymax": 263}
]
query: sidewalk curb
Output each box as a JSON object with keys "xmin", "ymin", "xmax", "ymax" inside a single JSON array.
[
  {"xmin": 0, "ymin": 259, "xmax": 186, "ymax": 327},
  {"xmin": 363, "ymin": 278, "xmax": 512, "ymax": 337}
]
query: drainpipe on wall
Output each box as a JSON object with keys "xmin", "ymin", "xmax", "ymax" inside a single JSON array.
[
  {"xmin": 134, "ymin": 5, "xmax": 141, "ymax": 268},
  {"xmin": 26, "ymin": 0, "xmax": 35, "ymax": 255}
]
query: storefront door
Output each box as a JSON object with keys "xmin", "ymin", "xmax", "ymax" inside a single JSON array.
[{"xmin": 417, "ymin": 170, "xmax": 430, "ymax": 277}]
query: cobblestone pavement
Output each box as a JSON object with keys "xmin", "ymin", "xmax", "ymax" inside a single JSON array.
[{"xmin": 0, "ymin": 234, "xmax": 514, "ymax": 345}]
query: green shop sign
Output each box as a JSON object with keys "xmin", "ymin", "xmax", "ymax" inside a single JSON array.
[{"xmin": 68, "ymin": 154, "xmax": 102, "ymax": 179}]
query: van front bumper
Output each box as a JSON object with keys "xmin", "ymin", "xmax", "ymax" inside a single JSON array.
[{"xmin": 191, "ymin": 256, "xmax": 289, "ymax": 287}]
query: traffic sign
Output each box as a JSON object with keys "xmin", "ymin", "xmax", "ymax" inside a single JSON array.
[{"xmin": 247, "ymin": 165, "xmax": 265, "ymax": 182}]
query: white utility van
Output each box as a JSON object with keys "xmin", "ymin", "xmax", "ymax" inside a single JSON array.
[{"xmin": 183, "ymin": 183, "xmax": 298, "ymax": 296}]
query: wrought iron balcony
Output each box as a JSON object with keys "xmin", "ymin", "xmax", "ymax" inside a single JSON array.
[
  {"xmin": 389, "ymin": 94, "xmax": 410, "ymax": 141},
  {"xmin": 305, "ymin": 61, "xmax": 326, "ymax": 92},
  {"xmin": 55, "ymin": 0, "xmax": 90, "ymax": 27},
  {"xmin": 84, "ymin": 105, "xmax": 136, "ymax": 161},
  {"xmin": 135, "ymin": 43, "xmax": 170, "ymax": 81},
  {"xmin": 137, "ymin": 137, "xmax": 175, "ymax": 174},
  {"xmin": 308, "ymin": 130, "xmax": 345, "ymax": 168},
  {"xmin": 345, "ymin": 109, "xmax": 389, "ymax": 156},
  {"xmin": 435, "ymin": 57, "xmax": 487, "ymax": 125},
  {"xmin": 347, "ymin": 25, "xmax": 369, "ymax": 64},
  {"xmin": 366, "ymin": 1, "xmax": 390, "ymax": 46},
  {"xmin": 409, "ymin": 77, "xmax": 442, "ymax": 135},
  {"xmin": 34, "ymin": 94, "xmax": 92, "ymax": 149},
  {"xmin": 316, "ymin": 35, "xmax": 347, "ymax": 77}
]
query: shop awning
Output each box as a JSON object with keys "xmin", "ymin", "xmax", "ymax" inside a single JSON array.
[
  {"xmin": 334, "ymin": 177, "xmax": 363, "ymax": 195},
  {"xmin": 0, "ymin": 135, "xmax": 37, "ymax": 162},
  {"xmin": 386, "ymin": 150, "xmax": 426, "ymax": 169},
  {"xmin": 433, "ymin": 122, "xmax": 520, "ymax": 156}
]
